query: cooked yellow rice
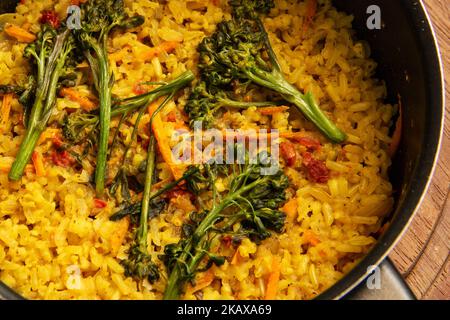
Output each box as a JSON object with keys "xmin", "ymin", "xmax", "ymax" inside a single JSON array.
[{"xmin": 0, "ymin": 0, "xmax": 395, "ymax": 300}]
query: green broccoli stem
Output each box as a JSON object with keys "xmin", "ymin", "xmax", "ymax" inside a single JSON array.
[
  {"xmin": 137, "ymin": 93, "xmax": 175, "ymax": 241},
  {"xmin": 163, "ymin": 175, "xmax": 268, "ymax": 300},
  {"xmin": 137, "ymin": 135, "xmax": 157, "ymax": 252},
  {"xmin": 89, "ymin": 41, "xmax": 112, "ymax": 197},
  {"xmin": 8, "ymin": 129, "xmax": 42, "ymax": 180},
  {"xmin": 112, "ymin": 71, "xmax": 195, "ymax": 117},
  {"xmin": 9, "ymin": 30, "xmax": 72, "ymax": 181},
  {"xmin": 216, "ymin": 98, "xmax": 282, "ymax": 109},
  {"xmin": 120, "ymin": 93, "xmax": 175, "ymax": 282},
  {"xmin": 244, "ymin": 68, "xmax": 347, "ymax": 143}
]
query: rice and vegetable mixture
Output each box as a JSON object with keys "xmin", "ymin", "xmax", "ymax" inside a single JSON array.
[{"xmin": 0, "ymin": 0, "xmax": 397, "ymax": 300}]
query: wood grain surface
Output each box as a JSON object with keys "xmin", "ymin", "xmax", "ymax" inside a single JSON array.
[{"xmin": 389, "ymin": 0, "xmax": 449, "ymax": 300}]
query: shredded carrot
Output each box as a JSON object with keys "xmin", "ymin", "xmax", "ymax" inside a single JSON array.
[
  {"xmin": 4, "ymin": 24, "xmax": 36, "ymax": 43},
  {"xmin": 279, "ymin": 131, "xmax": 310, "ymax": 140},
  {"xmin": 303, "ymin": 0, "xmax": 317, "ymax": 33},
  {"xmin": 265, "ymin": 258, "xmax": 280, "ymax": 300},
  {"xmin": 303, "ymin": 230, "xmax": 320, "ymax": 246},
  {"xmin": 60, "ymin": 87, "xmax": 97, "ymax": 112},
  {"xmin": 282, "ymin": 198, "xmax": 298, "ymax": 222},
  {"xmin": 166, "ymin": 110, "xmax": 177, "ymax": 122},
  {"xmin": 231, "ymin": 249, "xmax": 241, "ymax": 265},
  {"xmin": 93, "ymin": 198, "xmax": 108, "ymax": 209},
  {"xmin": 31, "ymin": 151, "xmax": 46, "ymax": 177},
  {"xmin": 188, "ymin": 268, "xmax": 215, "ymax": 294},
  {"xmin": 142, "ymin": 41, "xmax": 180, "ymax": 61},
  {"xmin": 258, "ymin": 106, "xmax": 290, "ymax": 116},
  {"xmin": 148, "ymin": 100, "xmax": 186, "ymax": 180},
  {"xmin": 295, "ymin": 136, "xmax": 322, "ymax": 151},
  {"xmin": 388, "ymin": 95, "xmax": 402, "ymax": 157},
  {"xmin": 1, "ymin": 94, "xmax": 13, "ymax": 129}
]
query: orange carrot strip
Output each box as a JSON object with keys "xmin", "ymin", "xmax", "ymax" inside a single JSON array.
[
  {"xmin": 282, "ymin": 198, "xmax": 298, "ymax": 222},
  {"xmin": 60, "ymin": 88, "xmax": 97, "ymax": 112},
  {"xmin": 388, "ymin": 96, "xmax": 402, "ymax": 157},
  {"xmin": 1, "ymin": 94, "xmax": 12, "ymax": 127},
  {"xmin": 31, "ymin": 151, "xmax": 46, "ymax": 177},
  {"xmin": 258, "ymin": 106, "xmax": 290, "ymax": 115},
  {"xmin": 110, "ymin": 217, "xmax": 130, "ymax": 256},
  {"xmin": 303, "ymin": 230, "xmax": 320, "ymax": 246},
  {"xmin": 265, "ymin": 258, "xmax": 280, "ymax": 300},
  {"xmin": 279, "ymin": 132, "xmax": 310, "ymax": 140},
  {"xmin": 148, "ymin": 100, "xmax": 186, "ymax": 180},
  {"xmin": 4, "ymin": 24, "xmax": 36, "ymax": 43}
]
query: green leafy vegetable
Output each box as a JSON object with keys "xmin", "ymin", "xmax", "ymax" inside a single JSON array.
[
  {"xmin": 192, "ymin": 0, "xmax": 346, "ymax": 142},
  {"xmin": 162, "ymin": 148, "xmax": 289, "ymax": 300},
  {"xmin": 9, "ymin": 25, "xmax": 77, "ymax": 180},
  {"xmin": 184, "ymin": 81, "xmax": 281, "ymax": 129},
  {"xmin": 74, "ymin": 0, "xmax": 145, "ymax": 196},
  {"xmin": 120, "ymin": 94, "xmax": 184, "ymax": 284}
]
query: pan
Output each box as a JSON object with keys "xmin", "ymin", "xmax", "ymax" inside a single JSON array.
[{"xmin": 0, "ymin": 0, "xmax": 444, "ymax": 300}]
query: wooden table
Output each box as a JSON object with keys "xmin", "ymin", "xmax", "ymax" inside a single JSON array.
[{"xmin": 389, "ymin": 0, "xmax": 449, "ymax": 300}]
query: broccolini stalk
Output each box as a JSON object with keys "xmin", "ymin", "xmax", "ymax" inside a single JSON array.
[
  {"xmin": 120, "ymin": 94, "xmax": 177, "ymax": 283},
  {"xmin": 108, "ymin": 70, "xmax": 191, "ymax": 203},
  {"xmin": 121, "ymin": 135, "xmax": 160, "ymax": 283},
  {"xmin": 112, "ymin": 70, "xmax": 195, "ymax": 116},
  {"xmin": 196, "ymin": 0, "xmax": 346, "ymax": 143},
  {"xmin": 162, "ymin": 150, "xmax": 289, "ymax": 300},
  {"xmin": 9, "ymin": 26, "xmax": 76, "ymax": 180},
  {"xmin": 185, "ymin": 81, "xmax": 282, "ymax": 128},
  {"xmin": 75, "ymin": 0, "xmax": 145, "ymax": 196}
]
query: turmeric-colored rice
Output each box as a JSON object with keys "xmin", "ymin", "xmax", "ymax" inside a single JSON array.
[{"xmin": 0, "ymin": 0, "xmax": 395, "ymax": 300}]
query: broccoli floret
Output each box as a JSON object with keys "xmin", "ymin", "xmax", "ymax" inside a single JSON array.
[{"xmin": 191, "ymin": 0, "xmax": 346, "ymax": 143}]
